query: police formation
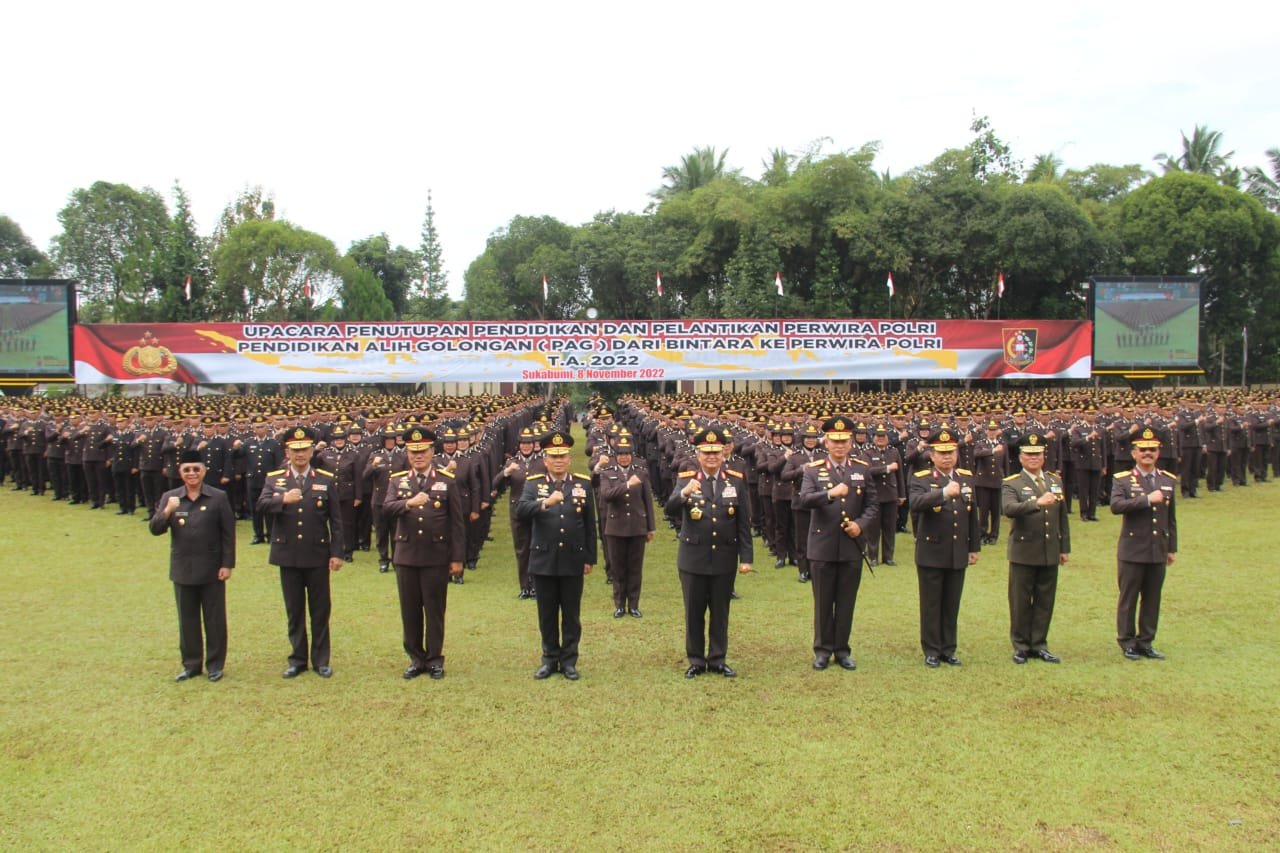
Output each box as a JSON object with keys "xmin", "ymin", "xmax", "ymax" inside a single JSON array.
[{"xmin": 2, "ymin": 387, "xmax": 1278, "ymax": 680}]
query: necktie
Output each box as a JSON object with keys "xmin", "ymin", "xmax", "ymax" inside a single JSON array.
[{"xmin": 1034, "ymin": 475, "xmax": 1045, "ymax": 493}]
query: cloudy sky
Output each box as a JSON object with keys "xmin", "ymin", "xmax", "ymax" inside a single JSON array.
[{"xmin": 4, "ymin": 2, "xmax": 1276, "ymax": 297}]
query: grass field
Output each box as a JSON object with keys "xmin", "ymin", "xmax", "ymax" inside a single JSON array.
[{"xmin": 2, "ymin": 439, "xmax": 1278, "ymax": 850}]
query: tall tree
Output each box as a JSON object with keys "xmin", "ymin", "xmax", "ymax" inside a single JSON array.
[
  {"xmin": 1243, "ymin": 148, "xmax": 1280, "ymax": 213},
  {"xmin": 346, "ymin": 233, "xmax": 419, "ymax": 316},
  {"xmin": 338, "ymin": 263, "xmax": 396, "ymax": 320},
  {"xmin": 413, "ymin": 190, "xmax": 450, "ymax": 319},
  {"xmin": 1155, "ymin": 125, "xmax": 1240, "ymax": 186},
  {"xmin": 152, "ymin": 182, "xmax": 212, "ymax": 321},
  {"xmin": 0, "ymin": 215, "xmax": 53, "ymax": 278},
  {"xmin": 1025, "ymin": 153, "xmax": 1063, "ymax": 184},
  {"xmin": 968, "ymin": 114, "xmax": 1022, "ymax": 183},
  {"xmin": 652, "ymin": 146, "xmax": 738, "ymax": 200},
  {"xmin": 211, "ymin": 219, "xmax": 340, "ymax": 321},
  {"xmin": 460, "ymin": 215, "xmax": 575, "ymax": 320},
  {"xmin": 51, "ymin": 181, "xmax": 170, "ymax": 321}
]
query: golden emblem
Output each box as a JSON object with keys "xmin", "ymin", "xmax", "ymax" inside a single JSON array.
[
  {"xmin": 122, "ymin": 331, "xmax": 179, "ymax": 377},
  {"xmin": 690, "ymin": 506, "xmax": 703, "ymax": 521},
  {"xmin": 552, "ymin": 434, "xmax": 565, "ymax": 446}
]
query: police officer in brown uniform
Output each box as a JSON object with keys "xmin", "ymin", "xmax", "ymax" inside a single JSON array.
[
  {"xmin": 150, "ymin": 449, "xmax": 236, "ymax": 682},
  {"xmin": 864, "ymin": 424, "xmax": 905, "ymax": 566},
  {"xmin": 384, "ymin": 426, "xmax": 466, "ymax": 680},
  {"xmin": 1110, "ymin": 427, "xmax": 1177, "ymax": 661},
  {"xmin": 1001, "ymin": 433, "xmax": 1070, "ymax": 664},
  {"xmin": 493, "ymin": 427, "xmax": 544, "ymax": 598},
  {"xmin": 364, "ymin": 424, "xmax": 406, "ymax": 573},
  {"xmin": 667, "ymin": 428, "xmax": 754, "ymax": 678},
  {"xmin": 597, "ymin": 435, "xmax": 655, "ymax": 618},
  {"xmin": 256, "ymin": 426, "xmax": 344, "ymax": 679},
  {"xmin": 908, "ymin": 427, "xmax": 981, "ymax": 668},
  {"xmin": 797, "ymin": 416, "xmax": 878, "ymax": 671},
  {"xmin": 515, "ymin": 430, "xmax": 597, "ymax": 681}
]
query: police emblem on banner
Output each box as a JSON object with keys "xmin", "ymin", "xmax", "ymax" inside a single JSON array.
[
  {"xmin": 1002, "ymin": 328, "xmax": 1037, "ymax": 371},
  {"xmin": 122, "ymin": 331, "xmax": 179, "ymax": 377}
]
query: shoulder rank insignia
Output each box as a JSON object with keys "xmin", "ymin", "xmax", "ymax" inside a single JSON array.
[
  {"xmin": 914, "ymin": 470, "xmax": 933, "ymax": 477},
  {"xmin": 808, "ymin": 459, "xmax": 826, "ymax": 467},
  {"xmin": 678, "ymin": 470, "xmax": 697, "ymax": 478},
  {"xmin": 390, "ymin": 471, "xmax": 410, "ymax": 478},
  {"xmin": 726, "ymin": 468, "xmax": 744, "ymax": 479},
  {"xmin": 527, "ymin": 473, "xmax": 545, "ymax": 481},
  {"xmin": 266, "ymin": 469, "xmax": 285, "ymax": 477},
  {"xmin": 1003, "ymin": 473, "xmax": 1021, "ymax": 481},
  {"xmin": 316, "ymin": 468, "xmax": 335, "ymax": 477},
  {"xmin": 956, "ymin": 468, "xmax": 972, "ymax": 476}
]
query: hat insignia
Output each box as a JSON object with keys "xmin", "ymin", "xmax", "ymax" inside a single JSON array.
[{"xmin": 552, "ymin": 435, "xmax": 564, "ymax": 445}]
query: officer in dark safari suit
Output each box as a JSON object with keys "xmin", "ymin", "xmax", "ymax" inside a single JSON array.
[
  {"xmin": 796, "ymin": 416, "xmax": 878, "ymax": 672},
  {"xmin": 383, "ymin": 426, "xmax": 466, "ymax": 680},
  {"xmin": 596, "ymin": 435, "xmax": 655, "ymax": 619},
  {"xmin": 1110, "ymin": 427, "xmax": 1177, "ymax": 661},
  {"xmin": 666, "ymin": 428, "xmax": 754, "ymax": 679},
  {"xmin": 256, "ymin": 426, "xmax": 344, "ymax": 679},
  {"xmin": 908, "ymin": 426, "xmax": 981, "ymax": 668},
  {"xmin": 492, "ymin": 427, "xmax": 544, "ymax": 599},
  {"xmin": 515, "ymin": 430, "xmax": 597, "ymax": 681},
  {"xmin": 1001, "ymin": 432, "xmax": 1070, "ymax": 665}
]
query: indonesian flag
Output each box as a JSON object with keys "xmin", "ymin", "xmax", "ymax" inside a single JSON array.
[
  {"xmin": 886, "ymin": 272, "xmax": 895, "ymax": 297},
  {"xmin": 656, "ymin": 271, "xmax": 663, "ymax": 297},
  {"xmin": 775, "ymin": 272, "xmax": 784, "ymax": 296},
  {"xmin": 184, "ymin": 275, "xmax": 192, "ymax": 300},
  {"xmin": 303, "ymin": 276, "xmax": 312, "ymax": 299},
  {"xmin": 542, "ymin": 274, "xmax": 548, "ymax": 300},
  {"xmin": 997, "ymin": 272, "xmax": 1006, "ymax": 298}
]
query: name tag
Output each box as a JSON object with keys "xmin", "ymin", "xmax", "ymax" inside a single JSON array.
[
  {"xmin": 1050, "ymin": 484, "xmax": 1063, "ymax": 495},
  {"xmin": 722, "ymin": 485, "xmax": 737, "ymax": 499},
  {"xmin": 852, "ymin": 473, "xmax": 864, "ymax": 482},
  {"xmin": 311, "ymin": 483, "xmax": 328, "ymax": 492},
  {"xmin": 431, "ymin": 481, "xmax": 448, "ymax": 492},
  {"xmin": 572, "ymin": 486, "xmax": 586, "ymax": 498}
]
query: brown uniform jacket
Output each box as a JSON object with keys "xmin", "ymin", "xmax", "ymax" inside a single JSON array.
[
  {"xmin": 383, "ymin": 467, "xmax": 467, "ymax": 567},
  {"xmin": 256, "ymin": 467, "xmax": 344, "ymax": 566},
  {"xmin": 1109, "ymin": 467, "xmax": 1177, "ymax": 562}
]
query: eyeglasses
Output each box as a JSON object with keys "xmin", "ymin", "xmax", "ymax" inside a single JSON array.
[{"xmin": 179, "ymin": 466, "xmax": 204, "ymax": 474}]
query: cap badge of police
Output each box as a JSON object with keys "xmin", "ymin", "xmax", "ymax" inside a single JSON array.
[
  {"xmin": 552, "ymin": 434, "xmax": 565, "ymax": 446},
  {"xmin": 1028, "ymin": 434, "xmax": 1040, "ymax": 446},
  {"xmin": 939, "ymin": 430, "xmax": 951, "ymax": 443},
  {"xmin": 707, "ymin": 431, "xmax": 719, "ymax": 443},
  {"xmin": 293, "ymin": 428, "xmax": 306, "ymax": 441},
  {"xmin": 834, "ymin": 419, "xmax": 846, "ymax": 431},
  {"xmin": 411, "ymin": 429, "xmax": 424, "ymax": 442},
  {"xmin": 1143, "ymin": 428, "xmax": 1155, "ymax": 441}
]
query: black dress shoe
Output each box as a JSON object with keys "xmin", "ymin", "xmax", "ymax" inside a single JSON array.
[
  {"xmin": 942, "ymin": 655, "xmax": 962, "ymax": 667},
  {"xmin": 835, "ymin": 656, "xmax": 857, "ymax": 671},
  {"xmin": 684, "ymin": 665, "xmax": 706, "ymax": 679},
  {"xmin": 613, "ymin": 607, "xmax": 625, "ymax": 618},
  {"xmin": 709, "ymin": 663, "xmax": 737, "ymax": 677},
  {"xmin": 813, "ymin": 655, "xmax": 830, "ymax": 670},
  {"xmin": 1122, "ymin": 647, "xmax": 1141, "ymax": 661},
  {"xmin": 1138, "ymin": 647, "xmax": 1165, "ymax": 660},
  {"xmin": 427, "ymin": 665, "xmax": 445, "ymax": 680},
  {"xmin": 924, "ymin": 656, "xmax": 941, "ymax": 668},
  {"xmin": 562, "ymin": 665, "xmax": 580, "ymax": 681},
  {"xmin": 775, "ymin": 557, "xmax": 786, "ymax": 568},
  {"xmin": 403, "ymin": 665, "xmax": 428, "ymax": 679},
  {"xmin": 628, "ymin": 608, "xmax": 642, "ymax": 618},
  {"xmin": 534, "ymin": 664, "xmax": 557, "ymax": 679},
  {"xmin": 798, "ymin": 572, "xmax": 810, "ymax": 583},
  {"xmin": 378, "ymin": 562, "xmax": 389, "ymax": 573},
  {"xmin": 282, "ymin": 665, "xmax": 306, "ymax": 678},
  {"xmin": 207, "ymin": 670, "xmax": 223, "ymax": 682},
  {"xmin": 1034, "ymin": 649, "xmax": 1061, "ymax": 663},
  {"xmin": 174, "ymin": 668, "xmax": 200, "ymax": 682},
  {"xmin": 451, "ymin": 575, "xmax": 464, "ymax": 585},
  {"xmin": 883, "ymin": 559, "xmax": 896, "ymax": 566},
  {"xmin": 729, "ymin": 590, "xmax": 742, "ymax": 599},
  {"xmin": 250, "ymin": 536, "xmax": 265, "ymax": 545},
  {"xmin": 316, "ymin": 665, "xmax": 333, "ymax": 678},
  {"xmin": 1012, "ymin": 650, "xmax": 1028, "ymax": 664}
]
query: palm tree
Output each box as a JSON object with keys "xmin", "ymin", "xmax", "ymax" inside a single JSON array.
[
  {"xmin": 1025, "ymin": 153, "xmax": 1063, "ymax": 183},
  {"xmin": 1244, "ymin": 148, "xmax": 1280, "ymax": 213},
  {"xmin": 760, "ymin": 148, "xmax": 794, "ymax": 186},
  {"xmin": 653, "ymin": 146, "xmax": 732, "ymax": 199},
  {"xmin": 1155, "ymin": 125, "xmax": 1238, "ymax": 185}
]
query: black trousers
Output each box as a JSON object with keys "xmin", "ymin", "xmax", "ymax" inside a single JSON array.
[
  {"xmin": 679, "ymin": 570, "xmax": 734, "ymax": 667},
  {"xmin": 510, "ymin": 517, "xmax": 532, "ymax": 591},
  {"xmin": 605, "ymin": 535, "xmax": 646, "ymax": 610},
  {"xmin": 395, "ymin": 563, "xmax": 449, "ymax": 668},
  {"xmin": 533, "ymin": 573, "xmax": 584, "ymax": 667},
  {"xmin": 868, "ymin": 501, "xmax": 899, "ymax": 562},
  {"xmin": 174, "ymin": 581, "xmax": 227, "ymax": 673},
  {"xmin": 792, "ymin": 508, "xmax": 812, "ymax": 577},
  {"xmin": 140, "ymin": 470, "xmax": 166, "ymax": 515},
  {"xmin": 1117, "ymin": 560, "xmax": 1165, "ymax": 651},
  {"xmin": 976, "ymin": 486, "xmax": 1000, "ymax": 539},
  {"xmin": 1075, "ymin": 468, "xmax": 1101, "ymax": 519},
  {"xmin": 810, "ymin": 559, "xmax": 862, "ymax": 658},
  {"xmin": 1009, "ymin": 562, "xmax": 1058, "ymax": 653},
  {"xmin": 279, "ymin": 564, "xmax": 331, "ymax": 669},
  {"xmin": 916, "ymin": 565, "xmax": 966, "ymax": 657},
  {"xmin": 373, "ymin": 503, "xmax": 393, "ymax": 561}
]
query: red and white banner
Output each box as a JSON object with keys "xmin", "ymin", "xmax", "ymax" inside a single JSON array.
[{"xmin": 74, "ymin": 319, "xmax": 1093, "ymax": 384}]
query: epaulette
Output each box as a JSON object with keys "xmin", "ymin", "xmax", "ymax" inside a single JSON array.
[
  {"xmin": 316, "ymin": 468, "xmax": 334, "ymax": 476},
  {"xmin": 850, "ymin": 457, "xmax": 870, "ymax": 466},
  {"xmin": 956, "ymin": 468, "xmax": 972, "ymax": 476},
  {"xmin": 808, "ymin": 459, "xmax": 826, "ymax": 467},
  {"xmin": 390, "ymin": 470, "xmax": 410, "ymax": 478},
  {"xmin": 439, "ymin": 468, "xmax": 456, "ymax": 478},
  {"xmin": 678, "ymin": 470, "xmax": 697, "ymax": 478},
  {"xmin": 267, "ymin": 469, "xmax": 285, "ymax": 477},
  {"xmin": 1161, "ymin": 469, "xmax": 1178, "ymax": 480},
  {"xmin": 1003, "ymin": 473, "xmax": 1021, "ymax": 481},
  {"xmin": 527, "ymin": 473, "xmax": 545, "ymax": 481},
  {"xmin": 914, "ymin": 470, "xmax": 933, "ymax": 477},
  {"xmin": 726, "ymin": 468, "xmax": 744, "ymax": 479},
  {"xmin": 573, "ymin": 472, "xmax": 591, "ymax": 481}
]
